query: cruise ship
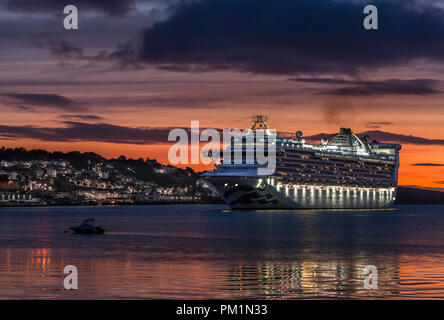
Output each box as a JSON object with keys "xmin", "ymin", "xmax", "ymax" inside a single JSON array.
[{"xmin": 203, "ymin": 116, "xmax": 401, "ymax": 209}]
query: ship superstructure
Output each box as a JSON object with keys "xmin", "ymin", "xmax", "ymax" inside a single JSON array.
[{"xmin": 203, "ymin": 116, "xmax": 401, "ymax": 209}]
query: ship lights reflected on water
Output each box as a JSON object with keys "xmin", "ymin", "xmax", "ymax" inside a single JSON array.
[{"xmin": 0, "ymin": 205, "xmax": 443, "ymax": 299}]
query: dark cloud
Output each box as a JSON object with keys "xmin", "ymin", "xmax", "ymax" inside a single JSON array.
[
  {"xmin": 32, "ymin": 33, "xmax": 148, "ymax": 69},
  {"xmin": 288, "ymin": 78, "xmax": 352, "ymax": 85},
  {"xmin": 14, "ymin": 105, "xmax": 35, "ymax": 112},
  {"xmin": 33, "ymin": 34, "xmax": 84, "ymax": 59},
  {"xmin": 0, "ymin": 121, "xmax": 175, "ymax": 145},
  {"xmin": 411, "ymin": 163, "xmax": 444, "ymax": 167},
  {"xmin": 105, "ymin": 40, "xmax": 147, "ymax": 70},
  {"xmin": 307, "ymin": 130, "xmax": 444, "ymax": 146},
  {"xmin": 290, "ymin": 78, "xmax": 442, "ymax": 96},
  {"xmin": 436, "ymin": 181, "xmax": 444, "ymax": 184},
  {"xmin": 4, "ymin": 0, "xmax": 136, "ymax": 16},
  {"xmin": 322, "ymin": 79, "xmax": 442, "ymax": 96},
  {"xmin": 58, "ymin": 114, "xmax": 104, "ymax": 121},
  {"xmin": 107, "ymin": 0, "xmax": 444, "ymax": 75},
  {"xmin": 0, "ymin": 93, "xmax": 87, "ymax": 111},
  {"xmin": 0, "ymin": 121, "xmax": 225, "ymax": 145},
  {"xmin": 366, "ymin": 121, "xmax": 393, "ymax": 129}
]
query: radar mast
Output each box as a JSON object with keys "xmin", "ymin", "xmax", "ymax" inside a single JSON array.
[{"xmin": 251, "ymin": 115, "xmax": 268, "ymax": 130}]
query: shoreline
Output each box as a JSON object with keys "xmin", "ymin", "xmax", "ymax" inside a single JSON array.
[
  {"xmin": 2, "ymin": 203, "xmax": 444, "ymax": 208},
  {"xmin": 0, "ymin": 199, "xmax": 226, "ymax": 208}
]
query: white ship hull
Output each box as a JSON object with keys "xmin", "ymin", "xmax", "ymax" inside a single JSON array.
[{"xmin": 208, "ymin": 176, "xmax": 396, "ymax": 210}]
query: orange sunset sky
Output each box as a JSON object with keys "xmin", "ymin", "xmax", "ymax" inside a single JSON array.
[{"xmin": 1, "ymin": 0, "xmax": 444, "ymax": 188}]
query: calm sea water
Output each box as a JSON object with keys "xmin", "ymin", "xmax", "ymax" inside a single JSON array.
[{"xmin": 1, "ymin": 204, "xmax": 444, "ymax": 299}]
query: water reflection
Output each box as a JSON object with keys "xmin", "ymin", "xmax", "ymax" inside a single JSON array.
[
  {"xmin": 2, "ymin": 247, "xmax": 444, "ymax": 299},
  {"xmin": 228, "ymin": 259, "xmax": 401, "ymax": 299},
  {"xmin": 0, "ymin": 205, "xmax": 444, "ymax": 299}
]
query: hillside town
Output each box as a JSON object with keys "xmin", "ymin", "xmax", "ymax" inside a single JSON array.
[{"xmin": 0, "ymin": 147, "xmax": 220, "ymax": 206}]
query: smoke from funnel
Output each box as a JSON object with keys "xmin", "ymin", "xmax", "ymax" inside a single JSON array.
[{"xmin": 322, "ymin": 98, "xmax": 357, "ymax": 126}]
